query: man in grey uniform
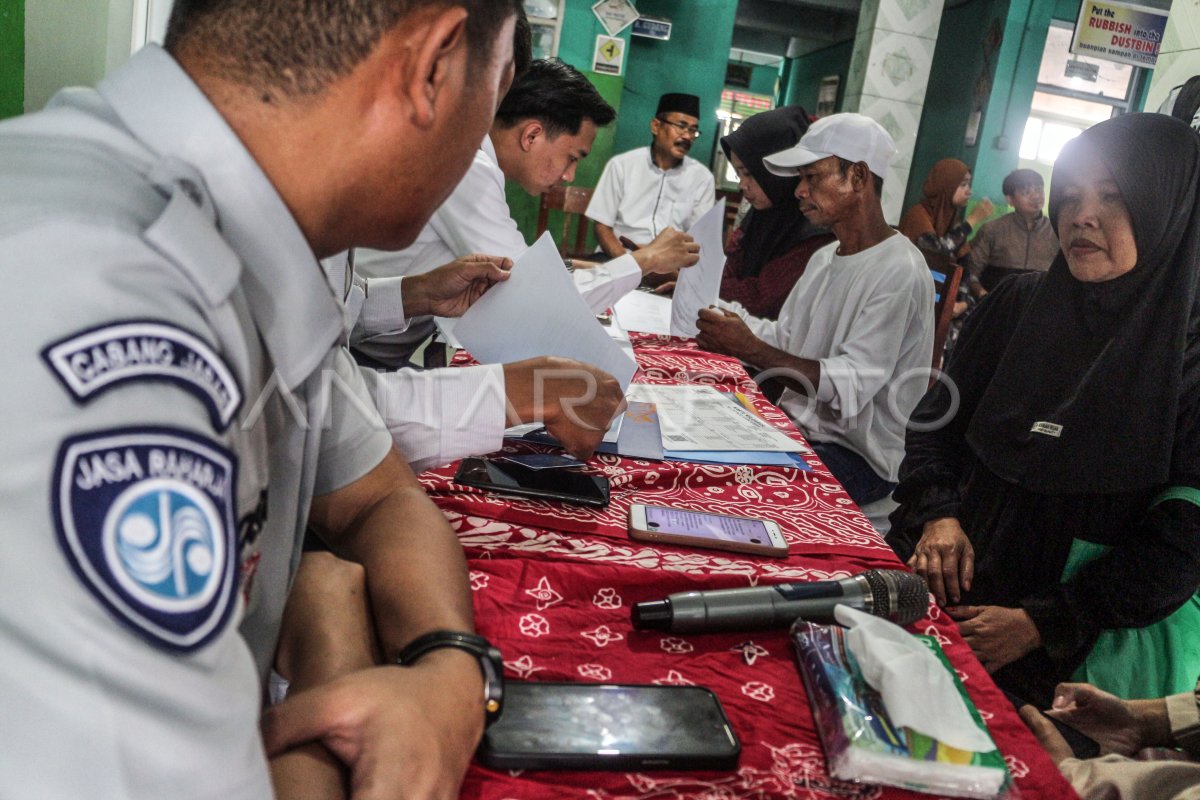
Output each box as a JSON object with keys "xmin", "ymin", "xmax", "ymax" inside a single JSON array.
[{"xmin": 0, "ymin": 0, "xmax": 519, "ymax": 798}]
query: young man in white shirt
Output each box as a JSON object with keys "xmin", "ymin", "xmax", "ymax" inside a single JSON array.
[
  {"xmin": 587, "ymin": 92, "xmax": 717, "ymax": 259},
  {"xmin": 696, "ymin": 113, "xmax": 934, "ymax": 506},
  {"xmin": 346, "ymin": 59, "xmax": 700, "ymax": 472}
]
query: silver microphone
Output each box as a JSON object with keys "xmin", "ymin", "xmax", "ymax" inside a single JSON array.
[{"xmin": 631, "ymin": 569, "xmax": 929, "ymax": 633}]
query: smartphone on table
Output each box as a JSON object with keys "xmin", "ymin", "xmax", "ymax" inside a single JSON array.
[
  {"xmin": 477, "ymin": 682, "xmax": 741, "ymax": 770},
  {"xmin": 628, "ymin": 504, "xmax": 788, "ymax": 557},
  {"xmin": 454, "ymin": 456, "xmax": 610, "ymax": 508}
]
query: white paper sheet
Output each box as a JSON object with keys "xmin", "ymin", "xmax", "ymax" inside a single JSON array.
[
  {"xmin": 454, "ymin": 233, "xmax": 638, "ymax": 389},
  {"xmin": 613, "ymin": 290, "xmax": 672, "ymax": 335},
  {"xmin": 670, "ymin": 202, "xmax": 728, "ymax": 337},
  {"xmin": 626, "ymin": 384, "xmax": 802, "ymax": 452}
]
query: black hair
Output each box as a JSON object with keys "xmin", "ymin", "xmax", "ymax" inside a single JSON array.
[
  {"xmin": 512, "ymin": 6, "xmax": 532, "ymax": 79},
  {"xmin": 1002, "ymin": 168, "xmax": 1044, "ymax": 197},
  {"xmin": 836, "ymin": 157, "xmax": 884, "ymax": 196},
  {"xmin": 494, "ymin": 58, "xmax": 616, "ymax": 138},
  {"xmin": 164, "ymin": 0, "xmax": 522, "ymax": 98}
]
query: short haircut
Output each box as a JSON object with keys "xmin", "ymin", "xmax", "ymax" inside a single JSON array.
[
  {"xmin": 494, "ymin": 59, "xmax": 616, "ymax": 138},
  {"xmin": 1002, "ymin": 168, "xmax": 1044, "ymax": 197},
  {"xmin": 164, "ymin": 0, "xmax": 521, "ymax": 98},
  {"xmin": 837, "ymin": 157, "xmax": 884, "ymax": 196},
  {"xmin": 512, "ymin": 6, "xmax": 532, "ymax": 79}
]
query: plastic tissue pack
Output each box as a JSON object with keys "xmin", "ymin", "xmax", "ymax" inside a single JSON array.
[{"xmin": 790, "ymin": 616, "xmax": 1010, "ymax": 798}]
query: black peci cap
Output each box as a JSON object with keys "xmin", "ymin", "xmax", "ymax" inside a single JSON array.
[{"xmin": 656, "ymin": 93, "xmax": 700, "ymax": 119}]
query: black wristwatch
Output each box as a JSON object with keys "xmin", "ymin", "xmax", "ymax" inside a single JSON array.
[{"xmin": 396, "ymin": 630, "xmax": 504, "ymax": 725}]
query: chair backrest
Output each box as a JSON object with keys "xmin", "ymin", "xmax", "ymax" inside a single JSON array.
[
  {"xmin": 536, "ymin": 185, "xmax": 595, "ymax": 257},
  {"xmin": 715, "ymin": 188, "xmax": 743, "ymax": 246},
  {"xmin": 920, "ymin": 247, "xmax": 963, "ymax": 373}
]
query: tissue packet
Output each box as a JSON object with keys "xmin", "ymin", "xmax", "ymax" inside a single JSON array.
[{"xmin": 790, "ymin": 621, "xmax": 1010, "ymax": 799}]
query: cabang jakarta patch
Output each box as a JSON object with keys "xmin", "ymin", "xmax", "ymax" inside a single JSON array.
[
  {"xmin": 53, "ymin": 427, "xmax": 238, "ymax": 652},
  {"xmin": 42, "ymin": 321, "xmax": 242, "ymax": 430}
]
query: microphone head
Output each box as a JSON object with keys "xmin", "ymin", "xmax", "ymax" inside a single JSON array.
[
  {"xmin": 863, "ymin": 569, "xmax": 928, "ymax": 625},
  {"xmin": 631, "ymin": 599, "xmax": 673, "ymax": 630}
]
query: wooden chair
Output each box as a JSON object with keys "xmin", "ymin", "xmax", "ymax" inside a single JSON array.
[
  {"xmin": 536, "ymin": 185, "xmax": 594, "ymax": 257},
  {"xmin": 715, "ymin": 188, "xmax": 743, "ymax": 246},
  {"xmin": 920, "ymin": 247, "xmax": 964, "ymax": 373}
]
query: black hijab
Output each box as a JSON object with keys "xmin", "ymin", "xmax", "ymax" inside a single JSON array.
[
  {"xmin": 965, "ymin": 113, "xmax": 1200, "ymax": 494},
  {"xmin": 720, "ymin": 106, "xmax": 828, "ymax": 278}
]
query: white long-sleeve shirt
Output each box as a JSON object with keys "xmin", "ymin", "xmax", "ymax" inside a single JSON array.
[
  {"xmin": 724, "ymin": 233, "xmax": 934, "ymax": 482},
  {"xmin": 339, "ymin": 135, "xmax": 641, "ymax": 470}
]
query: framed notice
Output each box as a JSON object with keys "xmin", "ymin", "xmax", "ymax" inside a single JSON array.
[
  {"xmin": 593, "ymin": 35, "xmax": 625, "ymax": 76},
  {"xmin": 1071, "ymin": 0, "xmax": 1168, "ymax": 68}
]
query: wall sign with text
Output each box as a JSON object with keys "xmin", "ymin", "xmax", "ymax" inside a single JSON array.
[{"xmin": 1071, "ymin": 0, "xmax": 1168, "ymax": 68}]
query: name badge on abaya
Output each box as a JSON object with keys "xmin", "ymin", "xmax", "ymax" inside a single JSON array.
[{"xmin": 1031, "ymin": 421, "xmax": 1063, "ymax": 437}]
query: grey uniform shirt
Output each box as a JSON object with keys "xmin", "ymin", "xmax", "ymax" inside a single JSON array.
[{"xmin": 0, "ymin": 45, "xmax": 392, "ymax": 798}]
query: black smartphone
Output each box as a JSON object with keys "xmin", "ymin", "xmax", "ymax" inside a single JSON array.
[
  {"xmin": 478, "ymin": 682, "xmax": 741, "ymax": 771},
  {"xmin": 453, "ymin": 457, "xmax": 610, "ymax": 508},
  {"xmin": 1002, "ymin": 689, "xmax": 1101, "ymax": 759}
]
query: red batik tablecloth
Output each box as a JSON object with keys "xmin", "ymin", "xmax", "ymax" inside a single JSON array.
[{"xmin": 421, "ymin": 333, "xmax": 1078, "ymax": 800}]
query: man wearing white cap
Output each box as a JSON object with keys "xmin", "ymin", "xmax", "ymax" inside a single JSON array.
[{"xmin": 696, "ymin": 112, "xmax": 934, "ymax": 507}]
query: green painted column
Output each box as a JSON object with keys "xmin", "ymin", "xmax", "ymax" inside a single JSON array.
[
  {"xmin": 0, "ymin": 0, "xmax": 23, "ymax": 119},
  {"xmin": 967, "ymin": 0, "xmax": 1054, "ymax": 207}
]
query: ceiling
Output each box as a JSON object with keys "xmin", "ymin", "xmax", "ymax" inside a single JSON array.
[{"xmin": 731, "ymin": 0, "xmax": 861, "ymax": 62}]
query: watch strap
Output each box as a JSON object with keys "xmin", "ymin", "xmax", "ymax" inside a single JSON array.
[{"xmin": 396, "ymin": 630, "xmax": 503, "ymax": 724}]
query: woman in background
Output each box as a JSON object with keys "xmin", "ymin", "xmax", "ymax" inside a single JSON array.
[
  {"xmin": 717, "ymin": 106, "xmax": 834, "ymax": 320},
  {"xmin": 887, "ymin": 114, "xmax": 1200, "ymax": 708}
]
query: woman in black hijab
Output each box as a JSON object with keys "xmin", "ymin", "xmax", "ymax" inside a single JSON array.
[
  {"xmin": 886, "ymin": 113, "xmax": 1200, "ymax": 707},
  {"xmin": 718, "ymin": 107, "xmax": 834, "ymax": 319}
]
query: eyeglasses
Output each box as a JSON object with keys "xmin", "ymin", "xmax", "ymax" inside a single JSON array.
[{"xmin": 656, "ymin": 118, "xmax": 702, "ymax": 138}]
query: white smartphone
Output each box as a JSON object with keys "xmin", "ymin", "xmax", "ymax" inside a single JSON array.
[{"xmin": 628, "ymin": 504, "xmax": 789, "ymax": 557}]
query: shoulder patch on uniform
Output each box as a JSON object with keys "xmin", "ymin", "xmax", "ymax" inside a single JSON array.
[
  {"xmin": 52, "ymin": 427, "xmax": 239, "ymax": 652},
  {"xmin": 41, "ymin": 321, "xmax": 243, "ymax": 430}
]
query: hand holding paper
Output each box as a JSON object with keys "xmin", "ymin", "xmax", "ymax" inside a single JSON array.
[
  {"xmin": 670, "ymin": 202, "xmax": 728, "ymax": 337},
  {"xmin": 454, "ymin": 233, "xmax": 638, "ymax": 390}
]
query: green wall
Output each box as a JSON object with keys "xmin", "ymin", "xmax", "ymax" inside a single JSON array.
[
  {"xmin": 906, "ymin": 0, "xmax": 1054, "ymax": 210},
  {"xmin": 741, "ymin": 61, "xmax": 781, "ymax": 98},
  {"xmin": 0, "ymin": 0, "xmax": 23, "ymax": 118},
  {"xmin": 781, "ymin": 41, "xmax": 853, "ymax": 114}
]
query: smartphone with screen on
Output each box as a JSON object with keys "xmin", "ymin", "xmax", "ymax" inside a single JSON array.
[
  {"xmin": 477, "ymin": 682, "xmax": 741, "ymax": 771},
  {"xmin": 628, "ymin": 504, "xmax": 788, "ymax": 557},
  {"xmin": 454, "ymin": 457, "xmax": 610, "ymax": 508}
]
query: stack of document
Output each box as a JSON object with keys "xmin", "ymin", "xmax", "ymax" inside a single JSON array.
[{"xmin": 618, "ymin": 385, "xmax": 809, "ymax": 469}]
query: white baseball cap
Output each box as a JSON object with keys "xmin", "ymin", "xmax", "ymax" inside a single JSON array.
[{"xmin": 763, "ymin": 112, "xmax": 897, "ymax": 180}]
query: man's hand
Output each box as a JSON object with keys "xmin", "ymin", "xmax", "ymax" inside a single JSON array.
[
  {"xmin": 908, "ymin": 517, "xmax": 974, "ymax": 605},
  {"xmin": 402, "ymin": 254, "xmax": 512, "ymax": 319},
  {"xmin": 631, "ymin": 228, "xmax": 700, "ymax": 275},
  {"xmin": 1019, "ymin": 705, "xmax": 1074, "ymax": 766},
  {"xmin": 1046, "ymin": 683, "xmax": 1165, "ymax": 756},
  {"xmin": 503, "ymin": 356, "xmax": 625, "ymax": 460},
  {"xmin": 947, "ymin": 605, "xmax": 1040, "ymax": 673},
  {"xmin": 262, "ymin": 650, "xmax": 484, "ymax": 800},
  {"xmin": 695, "ymin": 307, "xmax": 763, "ymax": 362}
]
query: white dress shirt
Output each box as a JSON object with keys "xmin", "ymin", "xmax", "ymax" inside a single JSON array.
[
  {"xmin": 585, "ymin": 146, "xmax": 716, "ymax": 245},
  {"xmin": 341, "ymin": 134, "xmax": 642, "ymax": 471}
]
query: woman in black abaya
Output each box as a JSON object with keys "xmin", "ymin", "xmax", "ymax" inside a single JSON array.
[
  {"xmin": 886, "ymin": 113, "xmax": 1200, "ymax": 707},
  {"xmin": 717, "ymin": 106, "xmax": 834, "ymax": 319}
]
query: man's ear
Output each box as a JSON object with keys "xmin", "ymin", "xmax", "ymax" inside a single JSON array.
[
  {"xmin": 388, "ymin": 5, "xmax": 470, "ymax": 130},
  {"xmin": 519, "ymin": 120, "xmax": 545, "ymax": 152},
  {"xmin": 850, "ymin": 161, "xmax": 870, "ymax": 191}
]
